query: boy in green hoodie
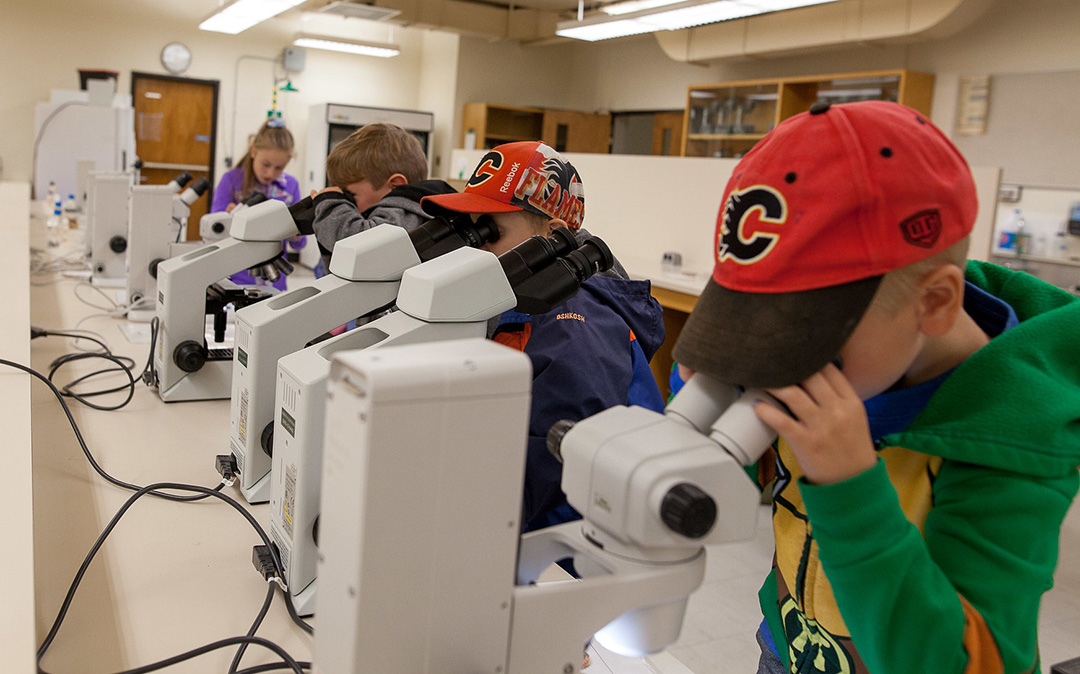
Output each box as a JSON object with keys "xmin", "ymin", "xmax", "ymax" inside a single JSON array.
[{"xmin": 672, "ymin": 100, "xmax": 1080, "ymax": 674}]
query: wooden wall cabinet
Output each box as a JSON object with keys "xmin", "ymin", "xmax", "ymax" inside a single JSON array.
[
  {"xmin": 682, "ymin": 69, "xmax": 934, "ymax": 158},
  {"xmin": 462, "ymin": 103, "xmax": 611, "ymax": 153}
]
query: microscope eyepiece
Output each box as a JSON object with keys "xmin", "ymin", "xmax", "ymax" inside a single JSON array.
[
  {"xmin": 562, "ymin": 237, "xmax": 614, "ymax": 282},
  {"xmin": 409, "ymin": 213, "xmax": 500, "ymax": 262},
  {"xmin": 498, "ymin": 226, "xmax": 579, "ymax": 287},
  {"xmin": 243, "ymin": 191, "xmax": 270, "ymax": 207}
]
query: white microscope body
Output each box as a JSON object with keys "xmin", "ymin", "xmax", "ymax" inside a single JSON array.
[
  {"xmin": 314, "ymin": 340, "xmax": 778, "ymax": 674},
  {"xmin": 228, "ymin": 226, "xmax": 420, "ymax": 505},
  {"xmin": 269, "ymin": 246, "xmax": 520, "ymax": 615},
  {"xmin": 153, "ymin": 199, "xmax": 298, "ymax": 403},
  {"xmin": 127, "ymin": 174, "xmax": 209, "ymax": 321},
  {"xmin": 227, "ymin": 211, "xmax": 502, "ymax": 505},
  {"xmin": 86, "ymin": 171, "xmax": 134, "ymax": 286}
]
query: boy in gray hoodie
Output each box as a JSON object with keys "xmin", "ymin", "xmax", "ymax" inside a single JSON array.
[{"xmin": 311, "ymin": 122, "xmax": 456, "ymax": 269}]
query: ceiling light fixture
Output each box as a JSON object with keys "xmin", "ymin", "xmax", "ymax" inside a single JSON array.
[
  {"xmin": 600, "ymin": 0, "xmax": 685, "ymax": 15},
  {"xmin": 293, "ymin": 34, "xmax": 401, "ymax": 58},
  {"xmin": 199, "ymin": 0, "xmax": 308, "ymax": 34},
  {"xmin": 558, "ymin": 0, "xmax": 839, "ymax": 42}
]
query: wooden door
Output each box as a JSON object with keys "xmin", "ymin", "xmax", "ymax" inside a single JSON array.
[
  {"xmin": 651, "ymin": 111, "xmax": 685, "ymax": 156},
  {"xmin": 132, "ymin": 72, "xmax": 218, "ymax": 241}
]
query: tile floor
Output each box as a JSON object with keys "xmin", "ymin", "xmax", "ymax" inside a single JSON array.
[{"xmin": 591, "ymin": 497, "xmax": 1080, "ymax": 674}]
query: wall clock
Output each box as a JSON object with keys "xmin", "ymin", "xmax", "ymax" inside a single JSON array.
[{"xmin": 161, "ymin": 42, "xmax": 192, "ymax": 75}]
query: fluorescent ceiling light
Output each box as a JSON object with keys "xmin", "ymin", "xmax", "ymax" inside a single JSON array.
[
  {"xmin": 601, "ymin": 0, "xmax": 685, "ymax": 15},
  {"xmin": 558, "ymin": 0, "xmax": 840, "ymax": 42},
  {"xmin": 294, "ymin": 35, "xmax": 400, "ymax": 58},
  {"xmin": 200, "ymin": 0, "xmax": 307, "ymax": 34}
]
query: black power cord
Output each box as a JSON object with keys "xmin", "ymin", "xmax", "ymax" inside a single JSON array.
[
  {"xmin": 34, "ymin": 481, "xmax": 305, "ymax": 674},
  {"xmin": 31, "ymin": 327, "xmax": 139, "ymax": 411},
  {"xmin": 6, "ymin": 357, "xmax": 314, "ymax": 668},
  {"xmin": 38, "ymin": 637, "xmax": 305, "ymax": 674}
]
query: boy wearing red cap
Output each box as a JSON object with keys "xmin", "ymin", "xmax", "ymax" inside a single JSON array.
[
  {"xmin": 673, "ymin": 101, "xmax": 1080, "ymax": 674},
  {"xmin": 423, "ymin": 141, "xmax": 666, "ymax": 531}
]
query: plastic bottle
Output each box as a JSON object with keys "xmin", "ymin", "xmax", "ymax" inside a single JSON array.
[
  {"xmin": 47, "ymin": 204, "xmax": 63, "ymax": 247},
  {"xmin": 45, "ymin": 181, "xmax": 58, "ymax": 210},
  {"xmin": 998, "ymin": 208, "xmax": 1023, "ymax": 252}
]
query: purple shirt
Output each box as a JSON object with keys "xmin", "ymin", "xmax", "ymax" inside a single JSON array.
[
  {"xmin": 212, "ymin": 166, "xmax": 303, "ymax": 290},
  {"xmin": 211, "ymin": 165, "xmax": 301, "ymax": 213}
]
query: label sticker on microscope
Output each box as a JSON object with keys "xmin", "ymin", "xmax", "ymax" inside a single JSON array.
[
  {"xmin": 283, "ymin": 464, "xmax": 297, "ymax": 538},
  {"xmin": 238, "ymin": 348, "xmax": 248, "ymax": 368},
  {"xmin": 281, "ymin": 409, "xmax": 296, "ymax": 437},
  {"xmin": 239, "ymin": 389, "xmax": 249, "ymax": 441}
]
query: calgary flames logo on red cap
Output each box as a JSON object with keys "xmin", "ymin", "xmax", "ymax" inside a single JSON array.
[
  {"xmin": 717, "ymin": 186, "xmax": 786, "ymax": 265},
  {"xmin": 467, "ymin": 151, "xmax": 504, "ymax": 188}
]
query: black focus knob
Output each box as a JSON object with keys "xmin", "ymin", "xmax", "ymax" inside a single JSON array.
[
  {"xmin": 109, "ymin": 235, "xmax": 127, "ymax": 253},
  {"xmin": 149, "ymin": 257, "xmax": 164, "ymax": 279},
  {"xmin": 660, "ymin": 483, "xmax": 716, "ymax": 539},
  {"xmin": 211, "ymin": 222, "xmax": 226, "ymax": 234},
  {"xmin": 173, "ymin": 340, "xmax": 207, "ymax": 373},
  {"xmin": 260, "ymin": 421, "xmax": 275, "ymax": 458}
]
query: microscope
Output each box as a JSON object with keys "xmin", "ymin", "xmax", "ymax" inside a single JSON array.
[
  {"xmin": 198, "ymin": 192, "xmax": 269, "ymax": 243},
  {"xmin": 268, "ymin": 228, "xmax": 611, "ymax": 616},
  {"xmin": 126, "ymin": 173, "xmax": 210, "ymax": 322},
  {"xmin": 85, "ymin": 171, "xmax": 135, "ymax": 287},
  {"xmin": 227, "ymin": 213, "xmax": 500, "ymax": 505},
  {"xmin": 153, "ymin": 198, "xmax": 300, "ymax": 402},
  {"xmin": 313, "ymin": 343, "xmax": 778, "ymax": 674}
]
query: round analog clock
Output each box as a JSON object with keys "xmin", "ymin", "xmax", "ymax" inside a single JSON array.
[{"xmin": 161, "ymin": 42, "xmax": 192, "ymax": 75}]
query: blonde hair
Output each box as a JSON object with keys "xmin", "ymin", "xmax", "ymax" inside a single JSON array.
[
  {"xmin": 240, "ymin": 120, "xmax": 294, "ymax": 198},
  {"xmin": 871, "ymin": 236, "xmax": 971, "ymax": 314},
  {"xmin": 326, "ymin": 123, "xmax": 427, "ymax": 188}
]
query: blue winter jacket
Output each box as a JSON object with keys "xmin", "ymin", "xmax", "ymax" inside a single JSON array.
[{"xmin": 493, "ymin": 273, "xmax": 666, "ymax": 531}]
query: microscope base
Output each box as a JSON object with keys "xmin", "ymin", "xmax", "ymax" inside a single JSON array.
[
  {"xmin": 289, "ymin": 579, "xmax": 317, "ymax": 618},
  {"xmin": 239, "ymin": 469, "xmax": 271, "ymax": 505},
  {"xmin": 159, "ymin": 359, "xmax": 232, "ymax": 403},
  {"xmin": 127, "ymin": 307, "xmax": 156, "ymax": 323}
]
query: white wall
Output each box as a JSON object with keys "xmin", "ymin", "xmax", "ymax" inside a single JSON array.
[{"xmin": 0, "ymin": 0, "xmax": 460, "ymax": 189}]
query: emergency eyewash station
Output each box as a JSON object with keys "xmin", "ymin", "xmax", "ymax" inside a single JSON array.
[{"xmin": 7, "ymin": 153, "xmax": 1023, "ymax": 674}]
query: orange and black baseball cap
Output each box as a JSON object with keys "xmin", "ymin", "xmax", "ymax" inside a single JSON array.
[
  {"xmin": 423, "ymin": 141, "xmax": 586, "ymax": 229},
  {"xmin": 673, "ymin": 100, "xmax": 978, "ymax": 388}
]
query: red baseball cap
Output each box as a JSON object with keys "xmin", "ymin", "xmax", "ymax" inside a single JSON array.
[
  {"xmin": 423, "ymin": 141, "xmax": 586, "ymax": 229},
  {"xmin": 673, "ymin": 100, "xmax": 978, "ymax": 388}
]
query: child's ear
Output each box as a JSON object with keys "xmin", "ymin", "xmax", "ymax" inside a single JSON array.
[
  {"xmin": 546, "ymin": 218, "xmax": 568, "ymax": 234},
  {"xmin": 916, "ymin": 264, "xmax": 966, "ymax": 337},
  {"xmin": 387, "ymin": 173, "xmax": 408, "ymax": 189}
]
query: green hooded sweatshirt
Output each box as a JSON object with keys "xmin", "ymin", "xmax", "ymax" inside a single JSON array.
[{"xmin": 760, "ymin": 261, "xmax": 1080, "ymax": 674}]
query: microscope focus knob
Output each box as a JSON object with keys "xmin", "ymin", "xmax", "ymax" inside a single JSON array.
[
  {"xmin": 660, "ymin": 483, "xmax": 716, "ymax": 539},
  {"xmin": 211, "ymin": 222, "xmax": 226, "ymax": 235},
  {"xmin": 260, "ymin": 421, "xmax": 275, "ymax": 458},
  {"xmin": 109, "ymin": 236, "xmax": 127, "ymax": 253},
  {"xmin": 173, "ymin": 340, "xmax": 207, "ymax": 373},
  {"xmin": 149, "ymin": 258, "xmax": 164, "ymax": 279}
]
